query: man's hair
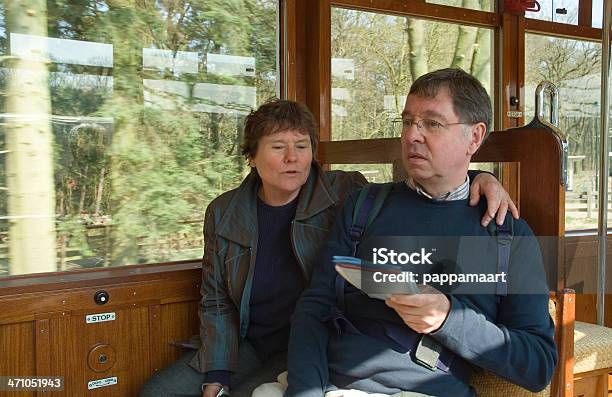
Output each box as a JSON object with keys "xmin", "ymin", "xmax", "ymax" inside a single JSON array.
[
  {"xmin": 409, "ymin": 68, "xmax": 492, "ymax": 136},
  {"xmin": 241, "ymin": 99, "xmax": 319, "ymax": 159}
]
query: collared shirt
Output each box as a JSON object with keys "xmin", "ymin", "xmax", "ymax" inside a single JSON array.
[{"xmin": 406, "ymin": 175, "xmax": 470, "ymax": 201}]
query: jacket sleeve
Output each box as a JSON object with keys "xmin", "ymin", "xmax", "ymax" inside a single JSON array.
[
  {"xmin": 285, "ymin": 192, "xmax": 359, "ymax": 397},
  {"xmin": 189, "ymin": 203, "xmax": 240, "ymax": 374},
  {"xmin": 430, "ymin": 222, "xmax": 557, "ymax": 392}
]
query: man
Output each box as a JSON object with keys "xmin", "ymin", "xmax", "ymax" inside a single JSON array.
[{"xmin": 284, "ymin": 68, "xmax": 557, "ymax": 397}]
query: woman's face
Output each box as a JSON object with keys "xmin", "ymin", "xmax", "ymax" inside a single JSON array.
[{"xmin": 250, "ymin": 129, "xmax": 313, "ymax": 206}]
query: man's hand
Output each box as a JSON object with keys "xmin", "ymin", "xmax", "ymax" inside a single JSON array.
[
  {"xmin": 202, "ymin": 384, "xmax": 228, "ymax": 397},
  {"xmin": 384, "ymin": 286, "xmax": 450, "ymax": 334},
  {"xmin": 469, "ymin": 172, "xmax": 519, "ymax": 227}
]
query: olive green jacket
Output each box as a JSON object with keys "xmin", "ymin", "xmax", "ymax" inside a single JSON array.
[{"xmin": 190, "ymin": 163, "xmax": 367, "ymax": 374}]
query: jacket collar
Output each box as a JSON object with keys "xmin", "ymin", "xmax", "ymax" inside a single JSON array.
[
  {"xmin": 215, "ymin": 162, "xmax": 338, "ymax": 246},
  {"xmin": 294, "ymin": 162, "xmax": 339, "ymax": 221}
]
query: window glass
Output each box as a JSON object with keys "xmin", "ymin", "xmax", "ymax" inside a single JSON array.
[
  {"xmin": 0, "ymin": 0, "xmax": 278, "ymax": 276},
  {"xmin": 524, "ymin": 33, "xmax": 602, "ymax": 231},
  {"xmin": 330, "ymin": 7, "xmax": 493, "ymax": 141},
  {"xmin": 525, "ymin": 0, "xmax": 579, "ymax": 25},
  {"xmin": 592, "ymin": 0, "xmax": 603, "ymax": 28},
  {"xmin": 330, "ymin": 164, "xmax": 393, "ymax": 183},
  {"xmin": 426, "ymin": 0, "xmax": 494, "ymax": 12}
]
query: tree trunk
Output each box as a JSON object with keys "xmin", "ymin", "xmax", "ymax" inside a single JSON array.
[
  {"xmin": 78, "ymin": 165, "xmax": 88, "ymax": 213},
  {"xmin": 451, "ymin": 0, "xmax": 479, "ymax": 70},
  {"xmin": 470, "ymin": 1, "xmax": 492, "ymax": 91},
  {"xmin": 95, "ymin": 167, "xmax": 106, "ymax": 215},
  {"xmin": 406, "ymin": 18, "xmax": 428, "ymax": 82},
  {"xmin": 5, "ymin": 0, "xmax": 57, "ymax": 275},
  {"xmin": 210, "ymin": 113, "xmax": 221, "ymax": 150}
]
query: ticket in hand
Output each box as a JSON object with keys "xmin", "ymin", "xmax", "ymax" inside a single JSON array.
[{"xmin": 332, "ymin": 255, "xmax": 420, "ymax": 300}]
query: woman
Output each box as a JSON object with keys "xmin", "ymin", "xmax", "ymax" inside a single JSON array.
[{"xmin": 139, "ymin": 99, "xmax": 516, "ymax": 397}]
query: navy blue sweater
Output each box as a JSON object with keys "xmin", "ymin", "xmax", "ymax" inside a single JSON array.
[
  {"xmin": 286, "ymin": 182, "xmax": 557, "ymax": 397},
  {"xmin": 248, "ymin": 196, "xmax": 304, "ymax": 357}
]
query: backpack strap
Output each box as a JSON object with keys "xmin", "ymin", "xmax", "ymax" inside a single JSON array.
[
  {"xmin": 349, "ymin": 183, "xmax": 394, "ymax": 251},
  {"xmin": 487, "ymin": 213, "xmax": 514, "ymax": 296},
  {"xmin": 335, "ymin": 182, "xmax": 393, "ymax": 311}
]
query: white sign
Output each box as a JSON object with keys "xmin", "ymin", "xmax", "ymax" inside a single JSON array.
[
  {"xmin": 86, "ymin": 312, "xmax": 116, "ymax": 324},
  {"xmin": 206, "ymin": 53, "xmax": 255, "ymax": 77},
  {"xmin": 507, "ymin": 111, "xmax": 523, "ymax": 118},
  {"xmin": 143, "ymin": 79, "xmax": 256, "ymax": 114},
  {"xmin": 384, "ymin": 95, "xmax": 407, "ymax": 117},
  {"xmin": 10, "ymin": 33, "xmax": 113, "ymax": 67},
  {"xmin": 87, "ymin": 376, "xmax": 117, "ymax": 390},
  {"xmin": 331, "ymin": 58, "xmax": 355, "ymax": 80},
  {"xmin": 143, "ymin": 48, "xmax": 199, "ymax": 74}
]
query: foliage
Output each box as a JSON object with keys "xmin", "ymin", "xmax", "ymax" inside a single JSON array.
[{"xmin": 0, "ymin": 0, "xmax": 275, "ymax": 269}]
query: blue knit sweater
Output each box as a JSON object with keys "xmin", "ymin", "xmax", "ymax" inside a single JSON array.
[{"xmin": 286, "ymin": 182, "xmax": 557, "ymax": 397}]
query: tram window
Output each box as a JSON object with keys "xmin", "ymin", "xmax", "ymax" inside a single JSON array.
[
  {"xmin": 524, "ymin": 33, "xmax": 601, "ymax": 231},
  {"xmin": 525, "ymin": 0, "xmax": 579, "ymax": 25},
  {"xmin": 425, "ymin": 0, "xmax": 494, "ymax": 12},
  {"xmin": 330, "ymin": 8, "xmax": 493, "ymax": 141},
  {"xmin": 0, "ymin": 1, "xmax": 279, "ymax": 277},
  {"xmin": 330, "ymin": 164, "xmax": 393, "ymax": 183}
]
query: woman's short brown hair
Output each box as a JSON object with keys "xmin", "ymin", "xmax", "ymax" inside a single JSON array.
[{"xmin": 241, "ymin": 99, "xmax": 319, "ymax": 159}]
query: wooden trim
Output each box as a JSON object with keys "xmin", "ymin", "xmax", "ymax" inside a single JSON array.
[
  {"xmin": 551, "ymin": 289, "xmax": 576, "ymax": 397},
  {"xmin": 302, "ymin": 0, "xmax": 332, "ymax": 142},
  {"xmin": 525, "ymin": 18, "xmax": 601, "ymax": 41},
  {"xmin": 501, "ymin": 13, "xmax": 524, "ymax": 128},
  {"xmin": 148, "ymin": 305, "xmax": 162, "ymax": 373},
  {"xmin": 0, "ymin": 268, "xmax": 201, "ymax": 325},
  {"xmin": 292, "ymin": 0, "xmax": 308, "ymax": 103},
  {"xmin": 573, "ymin": 367, "xmax": 612, "ymax": 380},
  {"xmin": 35, "ymin": 318, "xmax": 50, "ymax": 377},
  {"xmin": 499, "ymin": 10, "xmax": 524, "ymax": 211},
  {"xmin": 331, "ymin": 0, "xmax": 499, "ymax": 28},
  {"xmin": 282, "ymin": 0, "xmax": 299, "ymax": 100},
  {"xmin": 578, "ymin": 0, "xmax": 593, "ymax": 28},
  {"xmin": 0, "ymin": 261, "xmax": 200, "ymax": 296}
]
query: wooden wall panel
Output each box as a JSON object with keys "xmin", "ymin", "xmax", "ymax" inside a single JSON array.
[
  {"xmin": 565, "ymin": 235, "xmax": 612, "ymax": 326},
  {"xmin": 0, "ymin": 265, "xmax": 201, "ymax": 396},
  {"xmin": 0, "ymin": 322, "xmax": 35, "ymax": 397},
  {"xmin": 46, "ymin": 306, "xmax": 150, "ymax": 397},
  {"xmin": 158, "ymin": 301, "xmax": 199, "ymax": 369},
  {"xmin": 148, "ymin": 305, "xmax": 163, "ymax": 373}
]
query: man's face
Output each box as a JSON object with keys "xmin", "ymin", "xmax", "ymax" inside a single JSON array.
[{"xmin": 400, "ymin": 87, "xmax": 485, "ymax": 195}]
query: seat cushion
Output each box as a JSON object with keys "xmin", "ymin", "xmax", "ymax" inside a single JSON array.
[
  {"xmin": 574, "ymin": 321, "xmax": 612, "ymax": 374},
  {"xmin": 470, "ymin": 370, "xmax": 550, "ymax": 397}
]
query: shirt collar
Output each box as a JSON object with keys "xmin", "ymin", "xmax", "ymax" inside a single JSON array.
[{"xmin": 406, "ymin": 175, "xmax": 470, "ymax": 201}]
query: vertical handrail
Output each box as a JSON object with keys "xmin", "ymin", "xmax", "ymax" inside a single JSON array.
[
  {"xmin": 533, "ymin": 81, "xmax": 568, "ymax": 187},
  {"xmin": 596, "ymin": 0, "xmax": 611, "ymax": 327}
]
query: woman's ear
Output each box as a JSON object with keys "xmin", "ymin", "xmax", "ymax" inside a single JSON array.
[{"xmin": 248, "ymin": 157, "xmax": 256, "ymax": 168}]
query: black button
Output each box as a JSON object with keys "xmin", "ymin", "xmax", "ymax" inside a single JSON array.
[{"xmin": 94, "ymin": 290, "xmax": 109, "ymax": 305}]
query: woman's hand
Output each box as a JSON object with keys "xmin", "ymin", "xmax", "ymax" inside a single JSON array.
[{"xmin": 470, "ymin": 172, "xmax": 519, "ymax": 226}]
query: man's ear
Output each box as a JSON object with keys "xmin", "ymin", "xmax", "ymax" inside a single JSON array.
[
  {"xmin": 467, "ymin": 122, "xmax": 487, "ymax": 155},
  {"xmin": 248, "ymin": 157, "xmax": 256, "ymax": 168}
]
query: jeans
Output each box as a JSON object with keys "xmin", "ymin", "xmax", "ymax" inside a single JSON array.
[{"xmin": 139, "ymin": 342, "xmax": 286, "ymax": 397}]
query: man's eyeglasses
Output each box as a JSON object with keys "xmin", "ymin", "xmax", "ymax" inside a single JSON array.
[{"xmin": 392, "ymin": 117, "xmax": 469, "ymax": 135}]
